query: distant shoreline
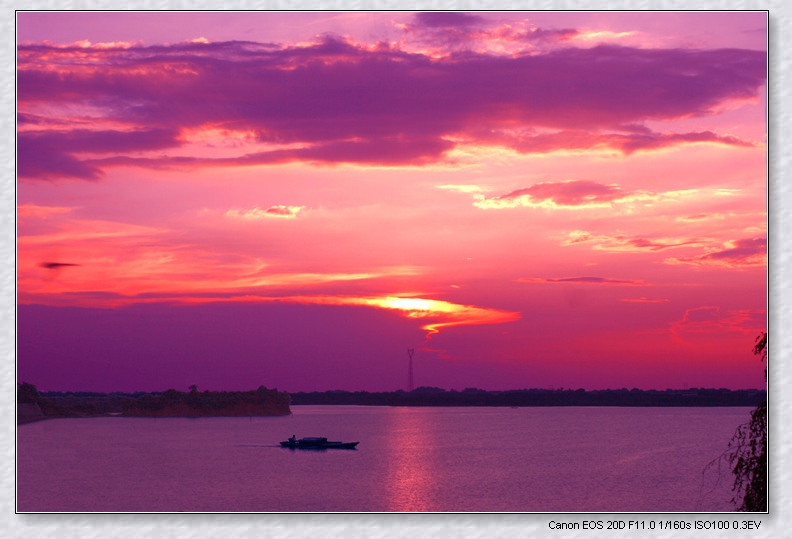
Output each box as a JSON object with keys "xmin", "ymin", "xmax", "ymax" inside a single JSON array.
[
  {"xmin": 18, "ymin": 385, "xmax": 766, "ymax": 426},
  {"xmin": 288, "ymin": 387, "xmax": 766, "ymax": 407}
]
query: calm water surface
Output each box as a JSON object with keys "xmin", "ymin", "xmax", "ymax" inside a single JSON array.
[{"xmin": 17, "ymin": 406, "xmax": 750, "ymax": 512}]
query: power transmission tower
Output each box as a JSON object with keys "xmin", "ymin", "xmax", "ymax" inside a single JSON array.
[{"xmin": 407, "ymin": 349, "xmax": 415, "ymax": 392}]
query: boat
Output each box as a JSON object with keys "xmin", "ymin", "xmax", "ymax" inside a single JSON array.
[{"xmin": 280, "ymin": 436, "xmax": 359, "ymax": 450}]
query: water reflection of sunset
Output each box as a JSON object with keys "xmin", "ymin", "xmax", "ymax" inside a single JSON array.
[{"xmin": 382, "ymin": 408, "xmax": 437, "ymax": 511}]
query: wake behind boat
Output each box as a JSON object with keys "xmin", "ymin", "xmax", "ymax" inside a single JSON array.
[{"xmin": 280, "ymin": 436, "xmax": 359, "ymax": 450}]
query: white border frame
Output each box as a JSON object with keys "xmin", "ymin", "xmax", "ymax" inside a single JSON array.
[{"xmin": 5, "ymin": 3, "xmax": 786, "ymax": 538}]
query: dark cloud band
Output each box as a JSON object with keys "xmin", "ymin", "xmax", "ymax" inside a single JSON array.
[{"xmin": 18, "ymin": 38, "xmax": 766, "ymax": 180}]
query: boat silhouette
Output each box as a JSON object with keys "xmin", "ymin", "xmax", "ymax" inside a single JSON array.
[{"xmin": 280, "ymin": 436, "xmax": 359, "ymax": 450}]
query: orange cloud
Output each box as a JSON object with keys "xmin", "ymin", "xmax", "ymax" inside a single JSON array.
[
  {"xmin": 290, "ymin": 296, "xmax": 521, "ymax": 337},
  {"xmin": 17, "ymin": 215, "xmax": 423, "ymax": 304}
]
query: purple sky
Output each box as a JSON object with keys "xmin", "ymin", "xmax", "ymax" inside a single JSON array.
[{"xmin": 17, "ymin": 11, "xmax": 767, "ymax": 393}]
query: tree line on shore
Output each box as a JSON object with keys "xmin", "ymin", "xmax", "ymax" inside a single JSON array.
[
  {"xmin": 289, "ymin": 386, "xmax": 764, "ymax": 407},
  {"xmin": 18, "ymin": 383, "xmax": 765, "ymax": 414},
  {"xmin": 17, "ymin": 383, "xmax": 291, "ymax": 418}
]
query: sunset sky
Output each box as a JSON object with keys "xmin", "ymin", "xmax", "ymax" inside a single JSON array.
[{"xmin": 16, "ymin": 11, "xmax": 767, "ymax": 393}]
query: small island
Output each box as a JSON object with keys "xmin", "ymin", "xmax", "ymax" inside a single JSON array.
[{"xmin": 17, "ymin": 383, "xmax": 291, "ymax": 424}]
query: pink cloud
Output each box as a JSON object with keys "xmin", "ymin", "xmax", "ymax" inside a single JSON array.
[
  {"xmin": 501, "ymin": 129, "xmax": 754, "ymax": 156},
  {"xmin": 476, "ymin": 180, "xmax": 627, "ymax": 209},
  {"xmin": 665, "ymin": 238, "xmax": 766, "ymax": 268},
  {"xmin": 411, "ymin": 12, "xmax": 487, "ymax": 29},
  {"xmin": 401, "ymin": 13, "xmax": 580, "ymax": 52},
  {"xmin": 620, "ymin": 297, "xmax": 669, "ymax": 303},
  {"xmin": 517, "ymin": 276, "xmax": 646, "ymax": 285},
  {"xmin": 474, "ymin": 181, "xmax": 702, "ymax": 211},
  {"xmin": 671, "ymin": 305, "xmax": 765, "ymax": 335},
  {"xmin": 17, "ymin": 204, "xmax": 73, "ymax": 221},
  {"xmin": 81, "ymin": 137, "xmax": 456, "ymax": 173},
  {"xmin": 675, "ymin": 213, "xmax": 725, "ymax": 222},
  {"xmin": 17, "ymin": 128, "xmax": 181, "ymax": 180},
  {"xmin": 563, "ymin": 231, "xmax": 709, "ymax": 252}
]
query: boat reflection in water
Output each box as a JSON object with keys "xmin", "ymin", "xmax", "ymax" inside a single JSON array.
[{"xmin": 280, "ymin": 436, "xmax": 359, "ymax": 450}]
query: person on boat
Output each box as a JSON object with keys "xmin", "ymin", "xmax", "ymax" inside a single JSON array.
[{"xmin": 289, "ymin": 435, "xmax": 296, "ymax": 443}]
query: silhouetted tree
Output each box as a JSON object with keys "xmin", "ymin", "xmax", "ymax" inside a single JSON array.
[
  {"xmin": 727, "ymin": 331, "xmax": 767, "ymax": 511},
  {"xmin": 17, "ymin": 382, "xmax": 42, "ymax": 404}
]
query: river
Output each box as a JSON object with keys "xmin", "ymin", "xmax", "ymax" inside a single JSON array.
[{"xmin": 16, "ymin": 405, "xmax": 750, "ymax": 512}]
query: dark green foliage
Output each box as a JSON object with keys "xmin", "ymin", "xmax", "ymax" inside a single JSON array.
[
  {"xmin": 728, "ymin": 402, "xmax": 766, "ymax": 511},
  {"xmin": 728, "ymin": 332, "xmax": 767, "ymax": 511}
]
